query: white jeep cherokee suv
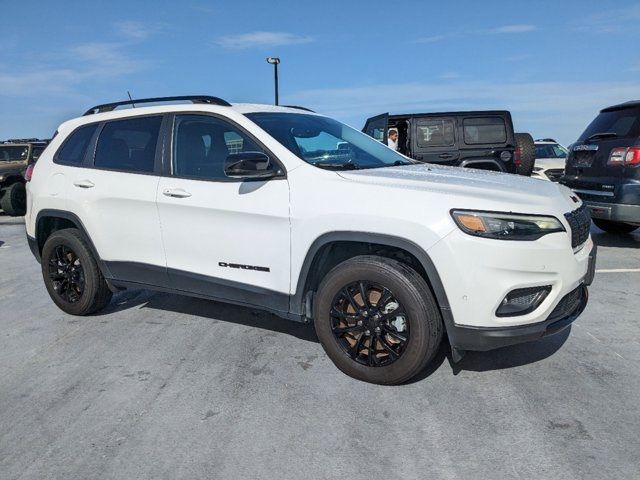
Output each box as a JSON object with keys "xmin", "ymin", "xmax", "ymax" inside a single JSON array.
[{"xmin": 26, "ymin": 96, "xmax": 596, "ymax": 384}]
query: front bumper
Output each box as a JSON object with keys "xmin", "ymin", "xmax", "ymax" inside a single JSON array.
[
  {"xmin": 429, "ymin": 226, "xmax": 596, "ymax": 350},
  {"xmin": 447, "ymin": 283, "xmax": 588, "ymax": 351}
]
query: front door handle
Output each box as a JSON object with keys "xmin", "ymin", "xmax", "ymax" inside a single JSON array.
[
  {"xmin": 438, "ymin": 153, "xmax": 455, "ymax": 159},
  {"xmin": 162, "ymin": 188, "xmax": 192, "ymax": 198},
  {"xmin": 73, "ymin": 180, "xmax": 95, "ymax": 189}
]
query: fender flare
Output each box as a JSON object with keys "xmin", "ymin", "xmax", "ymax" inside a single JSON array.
[
  {"xmin": 34, "ymin": 209, "xmax": 112, "ymax": 277},
  {"xmin": 290, "ymin": 232, "xmax": 454, "ymax": 328}
]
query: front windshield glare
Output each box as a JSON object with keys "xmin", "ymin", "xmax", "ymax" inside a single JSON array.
[{"xmin": 246, "ymin": 112, "xmax": 412, "ymax": 170}]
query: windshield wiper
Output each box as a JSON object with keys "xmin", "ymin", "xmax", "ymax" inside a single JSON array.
[
  {"xmin": 587, "ymin": 132, "xmax": 618, "ymax": 141},
  {"xmin": 313, "ymin": 161, "xmax": 360, "ymax": 170}
]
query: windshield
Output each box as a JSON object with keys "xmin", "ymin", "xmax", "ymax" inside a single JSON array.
[
  {"xmin": 535, "ymin": 143, "xmax": 568, "ymax": 159},
  {"xmin": 246, "ymin": 112, "xmax": 412, "ymax": 170},
  {"xmin": 578, "ymin": 108, "xmax": 640, "ymax": 141},
  {"xmin": 0, "ymin": 145, "xmax": 29, "ymax": 162}
]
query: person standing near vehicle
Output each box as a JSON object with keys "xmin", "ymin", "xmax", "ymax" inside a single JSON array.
[{"xmin": 387, "ymin": 128, "xmax": 399, "ymax": 150}]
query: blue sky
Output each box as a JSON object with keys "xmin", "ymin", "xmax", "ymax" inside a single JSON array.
[{"xmin": 1, "ymin": 0, "xmax": 640, "ymax": 145}]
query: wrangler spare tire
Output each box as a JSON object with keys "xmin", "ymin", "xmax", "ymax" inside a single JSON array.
[
  {"xmin": 0, "ymin": 182, "xmax": 27, "ymax": 216},
  {"xmin": 515, "ymin": 132, "xmax": 536, "ymax": 176}
]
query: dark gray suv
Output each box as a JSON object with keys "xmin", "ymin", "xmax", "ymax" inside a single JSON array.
[{"xmin": 561, "ymin": 101, "xmax": 640, "ymax": 234}]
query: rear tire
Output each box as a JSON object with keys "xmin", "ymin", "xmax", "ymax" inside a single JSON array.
[
  {"xmin": 0, "ymin": 182, "xmax": 26, "ymax": 216},
  {"xmin": 592, "ymin": 218, "xmax": 639, "ymax": 234},
  {"xmin": 41, "ymin": 228, "xmax": 112, "ymax": 315},
  {"xmin": 515, "ymin": 133, "xmax": 536, "ymax": 176},
  {"xmin": 313, "ymin": 255, "xmax": 443, "ymax": 385}
]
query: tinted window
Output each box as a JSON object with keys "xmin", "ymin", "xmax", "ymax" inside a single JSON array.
[
  {"xmin": 535, "ymin": 144, "xmax": 568, "ymax": 159},
  {"xmin": 416, "ymin": 119, "xmax": 455, "ymax": 147},
  {"xmin": 94, "ymin": 116, "xmax": 162, "ymax": 173},
  {"xmin": 55, "ymin": 124, "xmax": 98, "ymax": 165},
  {"xmin": 578, "ymin": 108, "xmax": 640, "ymax": 141},
  {"xmin": 31, "ymin": 146, "xmax": 46, "ymax": 162},
  {"xmin": 364, "ymin": 116, "xmax": 387, "ymax": 142},
  {"xmin": 0, "ymin": 145, "xmax": 29, "ymax": 162},
  {"xmin": 463, "ymin": 117, "xmax": 507, "ymax": 144},
  {"xmin": 173, "ymin": 114, "xmax": 266, "ymax": 180}
]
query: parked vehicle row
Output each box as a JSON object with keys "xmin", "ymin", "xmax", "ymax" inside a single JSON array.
[
  {"xmin": 24, "ymin": 95, "xmax": 595, "ymax": 384},
  {"xmin": 362, "ymin": 110, "xmax": 537, "ymax": 176},
  {"xmin": 0, "ymin": 138, "xmax": 49, "ymax": 216}
]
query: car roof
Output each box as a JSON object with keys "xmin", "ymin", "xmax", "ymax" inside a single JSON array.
[
  {"xmin": 386, "ymin": 110, "xmax": 511, "ymax": 119},
  {"xmin": 57, "ymin": 102, "xmax": 319, "ymax": 133},
  {"xmin": 601, "ymin": 100, "xmax": 640, "ymax": 112}
]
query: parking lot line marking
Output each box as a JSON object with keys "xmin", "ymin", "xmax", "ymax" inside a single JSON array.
[{"xmin": 595, "ymin": 268, "xmax": 640, "ymax": 273}]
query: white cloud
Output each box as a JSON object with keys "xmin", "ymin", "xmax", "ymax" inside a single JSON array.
[
  {"xmin": 287, "ymin": 80, "xmax": 640, "ymax": 145},
  {"xmin": 114, "ymin": 20, "xmax": 163, "ymax": 40},
  {"xmin": 413, "ymin": 35, "xmax": 446, "ymax": 44},
  {"xmin": 488, "ymin": 24, "xmax": 536, "ymax": 34},
  {"xmin": 0, "ymin": 42, "xmax": 144, "ymax": 97},
  {"xmin": 214, "ymin": 31, "xmax": 313, "ymax": 49},
  {"xmin": 575, "ymin": 5, "xmax": 640, "ymax": 33}
]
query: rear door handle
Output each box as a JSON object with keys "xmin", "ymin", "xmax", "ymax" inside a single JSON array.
[
  {"xmin": 73, "ymin": 180, "xmax": 95, "ymax": 189},
  {"xmin": 438, "ymin": 153, "xmax": 455, "ymax": 159},
  {"xmin": 162, "ymin": 188, "xmax": 192, "ymax": 198}
]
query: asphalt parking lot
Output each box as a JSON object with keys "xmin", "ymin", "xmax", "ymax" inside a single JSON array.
[{"xmin": 1, "ymin": 214, "xmax": 639, "ymax": 480}]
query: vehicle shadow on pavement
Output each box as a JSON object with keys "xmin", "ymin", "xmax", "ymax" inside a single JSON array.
[
  {"xmin": 100, "ymin": 288, "xmax": 319, "ymax": 343},
  {"xmin": 448, "ymin": 327, "xmax": 571, "ymax": 374},
  {"xmin": 591, "ymin": 231, "xmax": 639, "ymax": 248}
]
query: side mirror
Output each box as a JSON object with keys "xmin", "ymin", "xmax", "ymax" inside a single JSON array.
[{"xmin": 224, "ymin": 152, "xmax": 278, "ymax": 179}]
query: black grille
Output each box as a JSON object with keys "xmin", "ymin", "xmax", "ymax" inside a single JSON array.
[
  {"xmin": 564, "ymin": 204, "xmax": 591, "ymax": 249},
  {"xmin": 545, "ymin": 169, "xmax": 564, "ymax": 182},
  {"xmin": 548, "ymin": 285, "xmax": 585, "ymax": 322}
]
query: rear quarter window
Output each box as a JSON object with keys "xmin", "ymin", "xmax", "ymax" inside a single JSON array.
[
  {"xmin": 55, "ymin": 123, "xmax": 99, "ymax": 165},
  {"xmin": 463, "ymin": 117, "xmax": 507, "ymax": 145}
]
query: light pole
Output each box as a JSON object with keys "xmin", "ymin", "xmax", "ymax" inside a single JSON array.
[{"xmin": 266, "ymin": 57, "xmax": 280, "ymax": 105}]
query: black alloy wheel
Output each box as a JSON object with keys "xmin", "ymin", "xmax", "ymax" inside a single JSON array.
[
  {"xmin": 331, "ymin": 281, "xmax": 409, "ymax": 367},
  {"xmin": 47, "ymin": 245, "xmax": 85, "ymax": 303}
]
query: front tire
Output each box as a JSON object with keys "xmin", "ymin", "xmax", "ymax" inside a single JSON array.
[
  {"xmin": 314, "ymin": 256, "xmax": 443, "ymax": 384},
  {"xmin": 41, "ymin": 228, "xmax": 112, "ymax": 315},
  {"xmin": 592, "ymin": 218, "xmax": 639, "ymax": 235}
]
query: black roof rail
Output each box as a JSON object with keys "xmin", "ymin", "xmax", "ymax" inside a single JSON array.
[
  {"xmin": 83, "ymin": 95, "xmax": 232, "ymax": 116},
  {"xmin": 535, "ymin": 138, "xmax": 557, "ymax": 143},
  {"xmin": 2, "ymin": 138, "xmax": 50, "ymax": 144},
  {"xmin": 282, "ymin": 105, "xmax": 315, "ymax": 112}
]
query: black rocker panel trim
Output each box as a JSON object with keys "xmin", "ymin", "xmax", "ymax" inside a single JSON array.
[{"xmin": 105, "ymin": 261, "xmax": 290, "ymax": 316}]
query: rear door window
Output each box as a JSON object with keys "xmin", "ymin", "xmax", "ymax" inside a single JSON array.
[
  {"xmin": 416, "ymin": 119, "xmax": 455, "ymax": 147},
  {"xmin": 94, "ymin": 116, "xmax": 163, "ymax": 173},
  {"xmin": 55, "ymin": 123, "xmax": 99, "ymax": 165},
  {"xmin": 463, "ymin": 117, "xmax": 507, "ymax": 144}
]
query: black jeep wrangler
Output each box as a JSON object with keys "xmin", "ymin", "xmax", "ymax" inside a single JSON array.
[
  {"xmin": 0, "ymin": 139, "xmax": 49, "ymax": 216},
  {"xmin": 363, "ymin": 111, "xmax": 535, "ymax": 175},
  {"xmin": 561, "ymin": 101, "xmax": 640, "ymax": 234}
]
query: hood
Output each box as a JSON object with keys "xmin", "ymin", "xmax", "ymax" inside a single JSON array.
[
  {"xmin": 534, "ymin": 157, "xmax": 566, "ymax": 170},
  {"xmin": 336, "ymin": 164, "xmax": 578, "ymax": 213}
]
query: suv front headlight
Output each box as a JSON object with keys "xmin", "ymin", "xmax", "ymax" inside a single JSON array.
[{"xmin": 451, "ymin": 210, "xmax": 565, "ymax": 240}]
